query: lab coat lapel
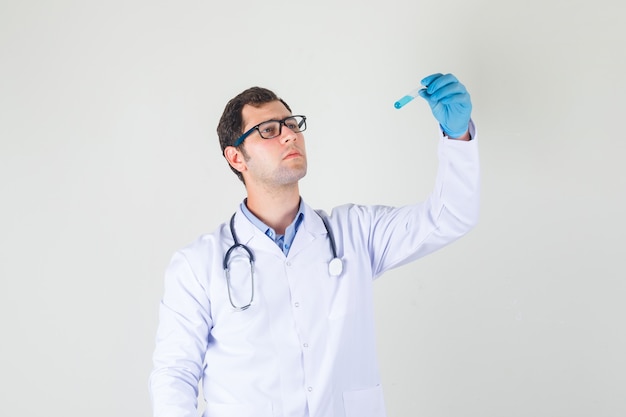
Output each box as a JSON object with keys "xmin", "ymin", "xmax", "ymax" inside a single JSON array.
[
  {"xmin": 286, "ymin": 204, "xmax": 327, "ymax": 260},
  {"xmin": 233, "ymin": 209, "xmax": 283, "ymax": 256}
]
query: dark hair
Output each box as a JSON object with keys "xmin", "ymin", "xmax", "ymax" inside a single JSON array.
[{"xmin": 217, "ymin": 87, "xmax": 292, "ymax": 183}]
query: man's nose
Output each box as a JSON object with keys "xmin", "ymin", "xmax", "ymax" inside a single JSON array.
[{"xmin": 279, "ymin": 124, "xmax": 298, "ymax": 143}]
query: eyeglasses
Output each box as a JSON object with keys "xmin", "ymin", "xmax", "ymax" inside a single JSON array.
[{"xmin": 234, "ymin": 115, "xmax": 307, "ymax": 147}]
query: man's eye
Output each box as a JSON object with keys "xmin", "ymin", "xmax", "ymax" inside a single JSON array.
[{"xmin": 260, "ymin": 125, "xmax": 277, "ymax": 135}]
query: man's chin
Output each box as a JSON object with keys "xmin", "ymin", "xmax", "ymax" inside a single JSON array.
[{"xmin": 277, "ymin": 167, "xmax": 307, "ymax": 185}]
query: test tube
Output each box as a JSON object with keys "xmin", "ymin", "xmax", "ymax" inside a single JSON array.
[{"xmin": 394, "ymin": 88, "xmax": 422, "ymax": 109}]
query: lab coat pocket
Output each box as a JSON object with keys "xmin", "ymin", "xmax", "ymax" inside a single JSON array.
[
  {"xmin": 203, "ymin": 401, "xmax": 273, "ymax": 417},
  {"xmin": 343, "ymin": 385, "xmax": 386, "ymax": 417}
]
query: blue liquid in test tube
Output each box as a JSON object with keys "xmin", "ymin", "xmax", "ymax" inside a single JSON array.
[{"xmin": 394, "ymin": 88, "xmax": 422, "ymax": 109}]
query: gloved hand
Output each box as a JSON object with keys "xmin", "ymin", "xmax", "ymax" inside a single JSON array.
[{"xmin": 418, "ymin": 73, "xmax": 472, "ymax": 138}]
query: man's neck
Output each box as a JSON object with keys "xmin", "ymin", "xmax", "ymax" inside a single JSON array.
[{"xmin": 245, "ymin": 184, "xmax": 301, "ymax": 235}]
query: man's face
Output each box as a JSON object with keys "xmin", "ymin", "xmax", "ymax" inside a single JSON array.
[{"xmin": 237, "ymin": 100, "xmax": 307, "ymax": 188}]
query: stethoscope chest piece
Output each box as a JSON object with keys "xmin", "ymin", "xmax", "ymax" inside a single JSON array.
[{"xmin": 328, "ymin": 257, "xmax": 343, "ymax": 276}]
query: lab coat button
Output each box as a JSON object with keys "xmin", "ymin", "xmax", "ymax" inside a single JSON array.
[
  {"xmin": 286, "ymin": 261, "xmax": 292, "ymax": 266},
  {"xmin": 307, "ymin": 387, "xmax": 313, "ymax": 392},
  {"xmin": 303, "ymin": 343, "xmax": 309, "ymax": 348},
  {"xmin": 294, "ymin": 302, "xmax": 300, "ymax": 307}
]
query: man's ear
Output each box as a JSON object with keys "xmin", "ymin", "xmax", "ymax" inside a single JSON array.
[{"xmin": 224, "ymin": 146, "xmax": 247, "ymax": 174}]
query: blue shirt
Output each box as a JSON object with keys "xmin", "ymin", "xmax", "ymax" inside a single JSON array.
[{"xmin": 240, "ymin": 199, "xmax": 305, "ymax": 256}]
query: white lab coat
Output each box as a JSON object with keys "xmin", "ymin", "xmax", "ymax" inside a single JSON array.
[{"xmin": 150, "ymin": 127, "xmax": 480, "ymax": 417}]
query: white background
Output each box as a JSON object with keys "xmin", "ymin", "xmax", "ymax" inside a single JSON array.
[{"xmin": 1, "ymin": 1, "xmax": 625, "ymax": 416}]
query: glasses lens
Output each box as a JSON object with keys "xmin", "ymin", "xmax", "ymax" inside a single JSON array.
[
  {"xmin": 284, "ymin": 116, "xmax": 306, "ymax": 133},
  {"xmin": 257, "ymin": 121, "xmax": 281, "ymax": 139}
]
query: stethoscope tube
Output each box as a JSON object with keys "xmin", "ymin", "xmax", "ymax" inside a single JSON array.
[
  {"xmin": 223, "ymin": 214, "xmax": 255, "ymax": 311},
  {"xmin": 223, "ymin": 211, "xmax": 343, "ymax": 311},
  {"xmin": 315, "ymin": 210, "xmax": 344, "ymax": 277}
]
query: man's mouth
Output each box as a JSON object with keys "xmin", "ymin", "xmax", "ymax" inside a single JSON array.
[{"xmin": 283, "ymin": 150, "xmax": 302, "ymax": 159}]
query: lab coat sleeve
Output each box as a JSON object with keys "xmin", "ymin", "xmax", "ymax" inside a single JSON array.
[
  {"xmin": 149, "ymin": 248, "xmax": 213, "ymax": 417},
  {"xmin": 350, "ymin": 121, "xmax": 480, "ymax": 278}
]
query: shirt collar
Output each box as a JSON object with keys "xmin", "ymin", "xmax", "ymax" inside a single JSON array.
[{"xmin": 240, "ymin": 198, "xmax": 305, "ymax": 242}]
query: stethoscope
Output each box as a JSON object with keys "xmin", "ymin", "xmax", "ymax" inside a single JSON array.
[{"xmin": 223, "ymin": 212, "xmax": 343, "ymax": 311}]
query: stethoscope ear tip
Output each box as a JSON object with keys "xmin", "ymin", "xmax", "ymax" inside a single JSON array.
[{"xmin": 328, "ymin": 257, "xmax": 343, "ymax": 276}]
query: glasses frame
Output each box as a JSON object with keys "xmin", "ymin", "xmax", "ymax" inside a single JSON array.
[{"xmin": 234, "ymin": 115, "xmax": 307, "ymax": 147}]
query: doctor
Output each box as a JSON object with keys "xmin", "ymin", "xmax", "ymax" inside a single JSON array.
[{"xmin": 150, "ymin": 73, "xmax": 480, "ymax": 417}]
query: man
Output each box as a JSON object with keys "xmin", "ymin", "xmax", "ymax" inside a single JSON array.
[{"xmin": 150, "ymin": 73, "xmax": 479, "ymax": 417}]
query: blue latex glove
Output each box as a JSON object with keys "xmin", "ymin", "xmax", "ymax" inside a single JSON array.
[{"xmin": 418, "ymin": 73, "xmax": 472, "ymax": 138}]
